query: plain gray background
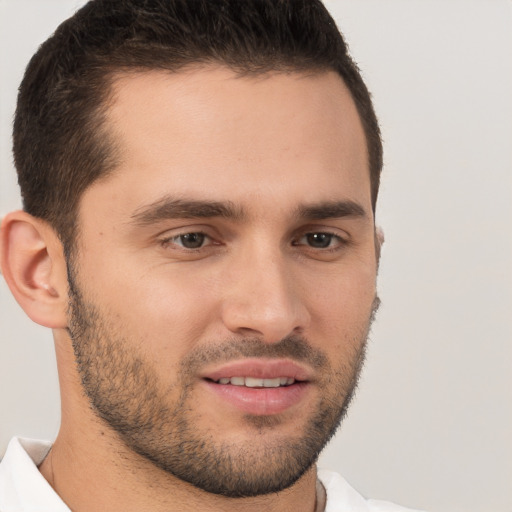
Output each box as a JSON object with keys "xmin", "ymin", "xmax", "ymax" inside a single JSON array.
[{"xmin": 1, "ymin": 1, "xmax": 511, "ymax": 511}]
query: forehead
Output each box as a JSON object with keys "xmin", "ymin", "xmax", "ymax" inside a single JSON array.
[{"xmin": 83, "ymin": 66, "xmax": 370, "ymax": 220}]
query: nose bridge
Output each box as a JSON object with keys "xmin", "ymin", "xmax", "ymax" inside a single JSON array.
[{"xmin": 221, "ymin": 238, "xmax": 309, "ymax": 342}]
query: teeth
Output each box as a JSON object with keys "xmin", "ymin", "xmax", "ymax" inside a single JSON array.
[
  {"xmin": 216, "ymin": 377, "xmax": 296, "ymax": 387},
  {"xmin": 245, "ymin": 377, "xmax": 264, "ymax": 387}
]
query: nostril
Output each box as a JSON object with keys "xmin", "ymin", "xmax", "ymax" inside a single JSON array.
[{"xmin": 219, "ymin": 266, "xmax": 311, "ymax": 341}]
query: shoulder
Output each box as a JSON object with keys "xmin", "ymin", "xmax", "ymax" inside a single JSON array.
[{"xmin": 318, "ymin": 469, "xmax": 425, "ymax": 512}]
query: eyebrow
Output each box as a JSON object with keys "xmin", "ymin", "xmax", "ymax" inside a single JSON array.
[
  {"xmin": 130, "ymin": 196, "xmax": 368, "ymax": 227},
  {"xmin": 296, "ymin": 200, "xmax": 368, "ymax": 221},
  {"xmin": 130, "ymin": 197, "xmax": 246, "ymax": 226}
]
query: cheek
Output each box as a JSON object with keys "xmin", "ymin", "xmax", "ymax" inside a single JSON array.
[
  {"xmin": 304, "ymin": 262, "xmax": 377, "ymax": 342},
  {"xmin": 77, "ymin": 252, "xmax": 220, "ymax": 359}
]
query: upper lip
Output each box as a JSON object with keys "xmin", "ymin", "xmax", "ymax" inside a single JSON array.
[{"xmin": 200, "ymin": 358, "xmax": 313, "ymax": 382}]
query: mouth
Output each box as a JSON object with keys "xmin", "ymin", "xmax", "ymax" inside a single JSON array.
[
  {"xmin": 209, "ymin": 376, "xmax": 297, "ymax": 388},
  {"xmin": 200, "ymin": 359, "xmax": 312, "ymax": 416}
]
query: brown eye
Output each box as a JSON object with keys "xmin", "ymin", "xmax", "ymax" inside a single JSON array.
[
  {"xmin": 161, "ymin": 232, "xmax": 210, "ymax": 250},
  {"xmin": 177, "ymin": 233, "xmax": 206, "ymax": 249},
  {"xmin": 292, "ymin": 231, "xmax": 346, "ymax": 252},
  {"xmin": 305, "ymin": 233, "xmax": 333, "ymax": 248}
]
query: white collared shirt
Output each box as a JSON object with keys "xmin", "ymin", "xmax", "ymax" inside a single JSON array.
[{"xmin": 0, "ymin": 437, "xmax": 422, "ymax": 512}]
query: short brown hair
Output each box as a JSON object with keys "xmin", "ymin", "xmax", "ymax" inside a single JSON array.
[{"xmin": 13, "ymin": 0, "xmax": 382, "ymax": 251}]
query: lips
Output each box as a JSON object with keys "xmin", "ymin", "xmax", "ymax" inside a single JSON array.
[
  {"xmin": 202, "ymin": 358, "xmax": 312, "ymax": 382},
  {"xmin": 200, "ymin": 358, "xmax": 312, "ymax": 416}
]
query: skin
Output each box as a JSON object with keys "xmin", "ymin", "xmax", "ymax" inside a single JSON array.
[{"xmin": 1, "ymin": 66, "xmax": 378, "ymax": 512}]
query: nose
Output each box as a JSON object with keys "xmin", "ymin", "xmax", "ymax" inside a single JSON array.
[{"xmin": 220, "ymin": 246, "xmax": 310, "ymax": 343}]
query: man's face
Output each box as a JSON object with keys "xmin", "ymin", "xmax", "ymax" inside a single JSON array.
[{"xmin": 67, "ymin": 67, "xmax": 378, "ymax": 497}]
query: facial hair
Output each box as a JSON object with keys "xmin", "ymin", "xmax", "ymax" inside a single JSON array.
[{"xmin": 67, "ymin": 268, "xmax": 377, "ymax": 498}]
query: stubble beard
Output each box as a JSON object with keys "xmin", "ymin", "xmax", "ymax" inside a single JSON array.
[{"xmin": 67, "ymin": 267, "xmax": 377, "ymax": 498}]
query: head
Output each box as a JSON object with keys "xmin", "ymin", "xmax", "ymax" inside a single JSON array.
[
  {"xmin": 13, "ymin": 0, "xmax": 382, "ymax": 254},
  {"xmin": 3, "ymin": 0, "xmax": 383, "ymax": 500}
]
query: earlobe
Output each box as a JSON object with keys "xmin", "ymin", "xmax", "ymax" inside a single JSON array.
[{"xmin": 0, "ymin": 211, "xmax": 69, "ymax": 329}]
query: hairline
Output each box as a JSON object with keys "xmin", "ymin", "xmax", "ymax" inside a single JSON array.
[
  {"xmin": 64, "ymin": 61, "xmax": 373, "ymax": 260},
  {"xmin": 65, "ymin": 61, "xmax": 373, "ymax": 247}
]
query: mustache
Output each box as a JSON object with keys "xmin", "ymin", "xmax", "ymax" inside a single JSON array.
[
  {"xmin": 181, "ymin": 295, "xmax": 381, "ymax": 376},
  {"xmin": 181, "ymin": 335, "xmax": 330, "ymax": 374}
]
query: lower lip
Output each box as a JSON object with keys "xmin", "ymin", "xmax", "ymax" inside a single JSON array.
[{"xmin": 203, "ymin": 380, "xmax": 309, "ymax": 416}]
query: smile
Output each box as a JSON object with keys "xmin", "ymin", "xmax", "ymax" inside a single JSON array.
[
  {"xmin": 200, "ymin": 358, "xmax": 313, "ymax": 415},
  {"xmin": 214, "ymin": 377, "xmax": 296, "ymax": 387}
]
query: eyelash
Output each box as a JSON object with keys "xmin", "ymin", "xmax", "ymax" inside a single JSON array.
[
  {"xmin": 159, "ymin": 230, "xmax": 348, "ymax": 252},
  {"xmin": 160, "ymin": 232, "xmax": 214, "ymax": 250},
  {"xmin": 292, "ymin": 231, "xmax": 347, "ymax": 251}
]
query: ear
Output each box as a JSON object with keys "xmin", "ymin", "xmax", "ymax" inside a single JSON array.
[
  {"xmin": 375, "ymin": 225, "xmax": 385, "ymax": 267},
  {"xmin": 0, "ymin": 211, "xmax": 69, "ymax": 328}
]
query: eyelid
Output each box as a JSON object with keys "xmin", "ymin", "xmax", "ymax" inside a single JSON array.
[
  {"xmin": 290, "ymin": 226, "xmax": 352, "ymax": 258},
  {"xmin": 295, "ymin": 232, "xmax": 345, "ymax": 246},
  {"xmin": 293, "ymin": 225, "xmax": 350, "ymax": 242},
  {"xmin": 157, "ymin": 226, "xmax": 221, "ymax": 251},
  {"xmin": 162, "ymin": 232, "xmax": 211, "ymax": 248}
]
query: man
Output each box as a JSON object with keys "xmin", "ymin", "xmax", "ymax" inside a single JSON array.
[{"xmin": 0, "ymin": 1, "xmax": 421, "ymax": 510}]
